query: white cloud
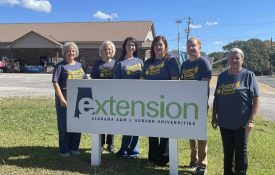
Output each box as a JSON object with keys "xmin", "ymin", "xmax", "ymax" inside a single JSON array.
[
  {"xmin": 190, "ymin": 24, "xmax": 202, "ymax": 29},
  {"xmin": 93, "ymin": 11, "xmax": 118, "ymax": 20},
  {"xmin": 21, "ymin": 0, "xmax": 51, "ymax": 13},
  {"xmin": 0, "ymin": 0, "xmax": 20, "ymax": 5},
  {"xmin": 214, "ymin": 41, "xmax": 223, "ymax": 45},
  {"xmin": 206, "ymin": 21, "xmax": 218, "ymax": 26},
  {"xmin": 0, "ymin": 0, "xmax": 51, "ymax": 13}
]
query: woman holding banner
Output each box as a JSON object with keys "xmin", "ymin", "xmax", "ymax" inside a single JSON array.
[
  {"xmin": 90, "ymin": 40, "xmax": 116, "ymax": 153},
  {"xmin": 141, "ymin": 35, "xmax": 180, "ymax": 166},
  {"xmin": 114, "ymin": 37, "xmax": 143, "ymax": 158},
  {"xmin": 52, "ymin": 42, "xmax": 87, "ymax": 157}
]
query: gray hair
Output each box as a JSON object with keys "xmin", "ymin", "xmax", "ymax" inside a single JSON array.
[
  {"xmin": 229, "ymin": 48, "xmax": 244, "ymax": 59},
  {"xmin": 62, "ymin": 42, "xmax": 79, "ymax": 58},
  {"xmin": 99, "ymin": 41, "xmax": 116, "ymax": 58}
]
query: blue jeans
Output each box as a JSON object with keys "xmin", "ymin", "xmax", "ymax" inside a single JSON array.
[
  {"xmin": 56, "ymin": 101, "xmax": 81, "ymax": 154},
  {"xmin": 116, "ymin": 135, "xmax": 139, "ymax": 156}
]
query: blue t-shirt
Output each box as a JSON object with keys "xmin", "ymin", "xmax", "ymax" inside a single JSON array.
[
  {"xmin": 180, "ymin": 57, "xmax": 212, "ymax": 80},
  {"xmin": 114, "ymin": 57, "xmax": 143, "ymax": 79},
  {"xmin": 52, "ymin": 60, "xmax": 86, "ymax": 99},
  {"xmin": 214, "ymin": 68, "xmax": 259, "ymax": 130},
  {"xmin": 142, "ymin": 57, "xmax": 180, "ymax": 80},
  {"xmin": 90, "ymin": 59, "xmax": 115, "ymax": 79}
]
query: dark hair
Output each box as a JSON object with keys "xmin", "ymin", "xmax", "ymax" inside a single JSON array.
[
  {"xmin": 149, "ymin": 36, "xmax": 169, "ymax": 62},
  {"xmin": 121, "ymin": 37, "xmax": 138, "ymax": 59}
]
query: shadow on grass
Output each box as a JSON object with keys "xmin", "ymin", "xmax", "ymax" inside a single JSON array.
[{"xmin": 0, "ymin": 146, "xmax": 168, "ymax": 174}]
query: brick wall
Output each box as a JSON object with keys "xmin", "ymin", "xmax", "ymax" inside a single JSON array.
[
  {"xmin": 11, "ymin": 48, "xmax": 61, "ymax": 65},
  {"xmin": 0, "ymin": 49, "xmax": 11, "ymax": 58},
  {"xmin": 1, "ymin": 47, "xmax": 148, "ymax": 68}
]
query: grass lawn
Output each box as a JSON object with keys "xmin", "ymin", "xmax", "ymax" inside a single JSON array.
[{"xmin": 0, "ymin": 97, "xmax": 274, "ymax": 175}]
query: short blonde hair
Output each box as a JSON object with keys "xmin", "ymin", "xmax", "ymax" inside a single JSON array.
[
  {"xmin": 99, "ymin": 41, "xmax": 116, "ymax": 58},
  {"xmin": 229, "ymin": 48, "xmax": 244, "ymax": 59},
  {"xmin": 62, "ymin": 42, "xmax": 79, "ymax": 58},
  {"xmin": 187, "ymin": 37, "xmax": 202, "ymax": 47}
]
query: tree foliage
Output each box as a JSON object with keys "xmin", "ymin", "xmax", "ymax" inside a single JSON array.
[
  {"xmin": 208, "ymin": 52, "xmax": 226, "ymax": 66},
  {"xmin": 209, "ymin": 39, "xmax": 271, "ymax": 75}
]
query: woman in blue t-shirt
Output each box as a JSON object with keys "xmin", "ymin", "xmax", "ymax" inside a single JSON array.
[
  {"xmin": 180, "ymin": 37, "xmax": 211, "ymax": 174},
  {"xmin": 114, "ymin": 37, "xmax": 143, "ymax": 157},
  {"xmin": 90, "ymin": 40, "xmax": 116, "ymax": 153},
  {"xmin": 52, "ymin": 42, "xmax": 87, "ymax": 157},
  {"xmin": 141, "ymin": 36, "xmax": 180, "ymax": 166},
  {"xmin": 212, "ymin": 48, "xmax": 260, "ymax": 174}
]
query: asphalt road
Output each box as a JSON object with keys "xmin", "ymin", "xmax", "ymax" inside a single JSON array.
[
  {"xmin": 1, "ymin": 73, "xmax": 274, "ymax": 121},
  {"xmin": 257, "ymin": 75, "xmax": 275, "ymax": 88}
]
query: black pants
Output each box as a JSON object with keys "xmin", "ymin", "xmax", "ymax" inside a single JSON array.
[
  {"xmin": 101, "ymin": 134, "xmax": 114, "ymax": 146},
  {"xmin": 220, "ymin": 127, "xmax": 249, "ymax": 175},
  {"xmin": 56, "ymin": 101, "xmax": 81, "ymax": 154},
  {"xmin": 148, "ymin": 137, "xmax": 169, "ymax": 163}
]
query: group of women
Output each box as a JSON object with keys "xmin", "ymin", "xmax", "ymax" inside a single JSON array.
[{"xmin": 52, "ymin": 35, "xmax": 259, "ymax": 175}]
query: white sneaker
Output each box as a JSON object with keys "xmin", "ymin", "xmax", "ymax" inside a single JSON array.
[
  {"xmin": 70, "ymin": 150, "xmax": 80, "ymax": 156},
  {"xmin": 59, "ymin": 152, "xmax": 70, "ymax": 157}
]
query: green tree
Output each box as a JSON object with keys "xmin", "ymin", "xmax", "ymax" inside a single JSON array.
[
  {"xmin": 208, "ymin": 52, "xmax": 227, "ymax": 75},
  {"xmin": 223, "ymin": 39, "xmax": 270, "ymax": 75},
  {"xmin": 208, "ymin": 52, "xmax": 226, "ymax": 66}
]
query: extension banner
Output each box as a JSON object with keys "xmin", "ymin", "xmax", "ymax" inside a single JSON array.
[{"xmin": 67, "ymin": 79, "xmax": 208, "ymax": 140}]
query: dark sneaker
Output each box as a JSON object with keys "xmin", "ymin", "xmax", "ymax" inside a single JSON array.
[
  {"xmin": 195, "ymin": 167, "xmax": 207, "ymax": 175},
  {"xmin": 115, "ymin": 150, "xmax": 128, "ymax": 157},
  {"xmin": 106, "ymin": 144, "xmax": 115, "ymax": 153},
  {"xmin": 155, "ymin": 155, "xmax": 169, "ymax": 166},
  {"xmin": 189, "ymin": 161, "xmax": 198, "ymax": 168}
]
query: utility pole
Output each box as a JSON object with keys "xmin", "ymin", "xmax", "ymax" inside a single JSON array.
[
  {"xmin": 184, "ymin": 17, "xmax": 191, "ymax": 61},
  {"xmin": 176, "ymin": 18, "xmax": 182, "ymax": 54},
  {"xmin": 270, "ymin": 37, "xmax": 273, "ymax": 76},
  {"xmin": 185, "ymin": 16, "xmax": 191, "ymax": 43}
]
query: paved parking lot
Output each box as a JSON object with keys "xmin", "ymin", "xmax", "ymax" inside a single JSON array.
[
  {"xmin": 0, "ymin": 73, "xmax": 54, "ymax": 97},
  {"xmin": 257, "ymin": 75, "xmax": 275, "ymax": 88},
  {"xmin": 1, "ymin": 73, "xmax": 275, "ymax": 121}
]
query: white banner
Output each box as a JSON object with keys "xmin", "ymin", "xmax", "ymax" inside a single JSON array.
[{"xmin": 67, "ymin": 79, "xmax": 208, "ymax": 140}]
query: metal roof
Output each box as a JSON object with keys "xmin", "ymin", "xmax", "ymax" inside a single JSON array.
[{"xmin": 0, "ymin": 21, "xmax": 155, "ymax": 43}]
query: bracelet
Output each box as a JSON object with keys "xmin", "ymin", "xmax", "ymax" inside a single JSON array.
[{"xmin": 249, "ymin": 119, "xmax": 255, "ymax": 123}]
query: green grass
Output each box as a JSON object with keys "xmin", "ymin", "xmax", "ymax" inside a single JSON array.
[{"xmin": 0, "ymin": 97, "xmax": 274, "ymax": 175}]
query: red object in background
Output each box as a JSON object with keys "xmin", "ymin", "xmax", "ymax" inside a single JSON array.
[{"xmin": 0, "ymin": 60, "xmax": 7, "ymax": 68}]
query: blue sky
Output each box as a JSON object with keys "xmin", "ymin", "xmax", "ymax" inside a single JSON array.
[{"xmin": 1, "ymin": 0, "xmax": 275, "ymax": 54}]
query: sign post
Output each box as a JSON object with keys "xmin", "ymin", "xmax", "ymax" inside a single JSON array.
[
  {"xmin": 169, "ymin": 138, "xmax": 178, "ymax": 175},
  {"xmin": 91, "ymin": 134, "xmax": 101, "ymax": 166}
]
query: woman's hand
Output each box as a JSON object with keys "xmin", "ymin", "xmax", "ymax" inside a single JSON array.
[
  {"xmin": 60, "ymin": 99, "xmax": 67, "ymax": 107},
  {"xmin": 211, "ymin": 116, "xmax": 218, "ymax": 130},
  {"xmin": 245, "ymin": 120, "xmax": 255, "ymax": 134}
]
